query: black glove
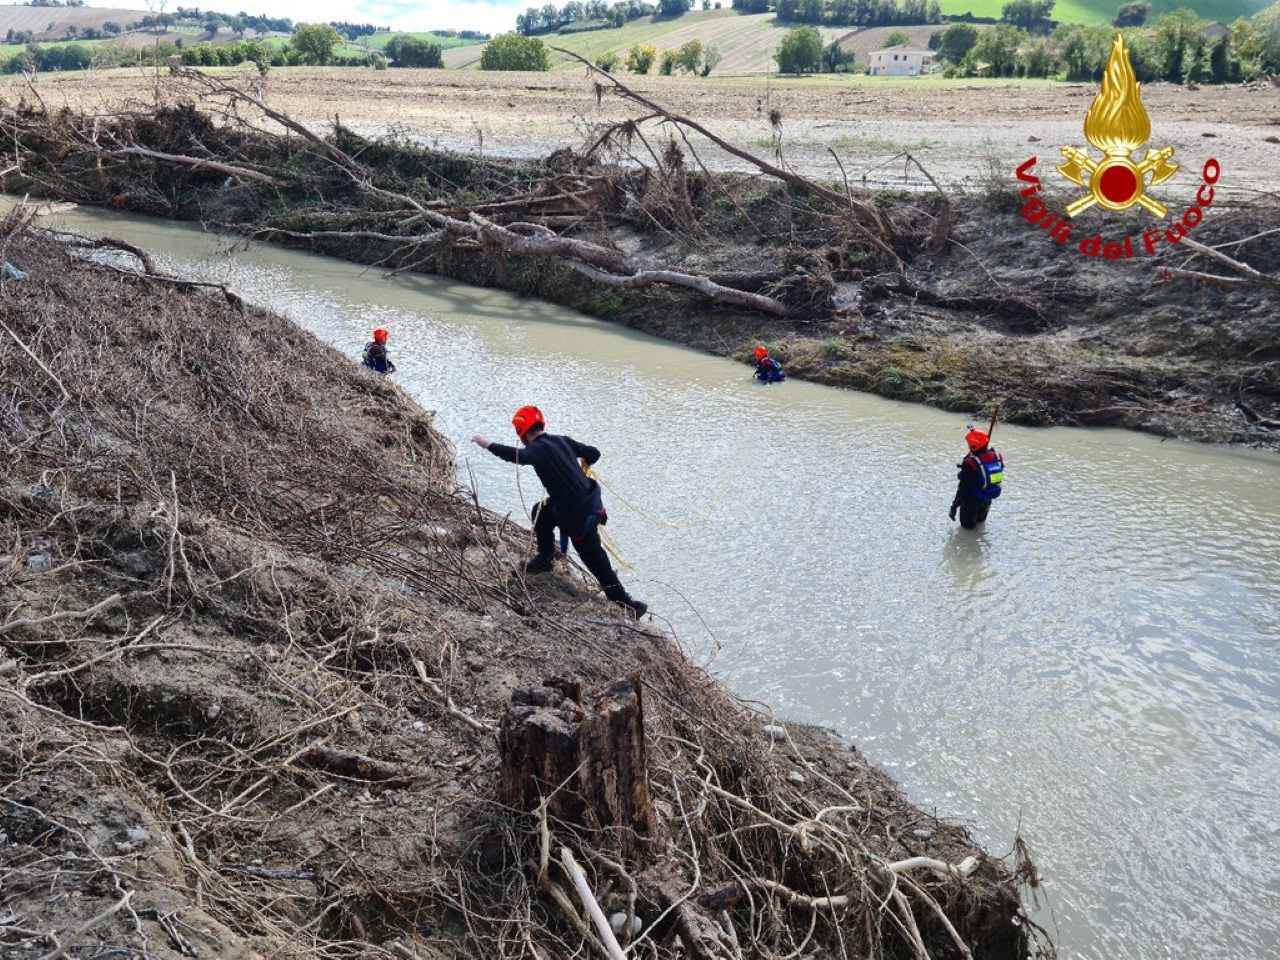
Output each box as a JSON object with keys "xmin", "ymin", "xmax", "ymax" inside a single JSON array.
[{"xmin": 949, "ymin": 503, "xmax": 958, "ymax": 522}]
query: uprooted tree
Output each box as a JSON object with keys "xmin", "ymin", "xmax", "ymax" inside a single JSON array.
[{"xmin": 0, "ymin": 64, "xmax": 960, "ymax": 324}]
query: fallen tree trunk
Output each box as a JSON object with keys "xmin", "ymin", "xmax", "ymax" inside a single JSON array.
[
  {"xmin": 556, "ymin": 46, "xmax": 904, "ymax": 270},
  {"xmin": 0, "ymin": 67, "xmax": 911, "ymax": 319}
]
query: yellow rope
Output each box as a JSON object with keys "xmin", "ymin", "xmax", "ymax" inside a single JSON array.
[
  {"xmin": 597, "ymin": 526, "xmax": 636, "ymax": 571},
  {"xmin": 582, "ymin": 452, "xmax": 741, "ymax": 531}
]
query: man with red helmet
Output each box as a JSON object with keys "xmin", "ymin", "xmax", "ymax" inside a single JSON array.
[
  {"xmin": 753, "ymin": 345, "xmax": 785, "ymax": 384},
  {"xmin": 950, "ymin": 428, "xmax": 1004, "ymax": 529},
  {"xmin": 361, "ymin": 327, "xmax": 397, "ymax": 374},
  {"xmin": 472, "ymin": 407, "xmax": 648, "ymax": 619}
]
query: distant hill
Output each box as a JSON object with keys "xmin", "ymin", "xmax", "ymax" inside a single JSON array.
[
  {"xmin": 0, "ymin": 5, "xmax": 144, "ymax": 40},
  {"xmin": 479, "ymin": 3, "xmax": 1271, "ymax": 76}
]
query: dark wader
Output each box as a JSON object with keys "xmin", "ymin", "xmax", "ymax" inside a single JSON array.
[{"xmin": 532, "ymin": 502, "xmax": 633, "ymax": 606}]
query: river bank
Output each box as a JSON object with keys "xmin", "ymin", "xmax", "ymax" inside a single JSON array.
[
  {"xmin": 3, "ymin": 68, "xmax": 1277, "ymax": 452},
  {"xmin": 0, "ymin": 221, "xmax": 1037, "ymax": 958}
]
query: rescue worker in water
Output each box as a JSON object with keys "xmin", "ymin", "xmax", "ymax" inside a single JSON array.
[
  {"xmin": 472, "ymin": 406, "xmax": 648, "ymax": 619},
  {"xmin": 950, "ymin": 429, "xmax": 1004, "ymax": 529},
  {"xmin": 754, "ymin": 345, "xmax": 785, "ymax": 383},
  {"xmin": 361, "ymin": 327, "xmax": 396, "ymax": 374}
]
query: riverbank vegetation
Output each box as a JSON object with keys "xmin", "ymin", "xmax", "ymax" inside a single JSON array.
[{"xmin": 0, "ymin": 207, "xmax": 1043, "ymax": 958}]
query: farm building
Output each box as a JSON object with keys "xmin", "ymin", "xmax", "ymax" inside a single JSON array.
[{"xmin": 868, "ymin": 45, "xmax": 934, "ymax": 76}]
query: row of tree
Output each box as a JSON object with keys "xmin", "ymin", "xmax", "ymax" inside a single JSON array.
[
  {"xmin": 131, "ymin": 10, "xmax": 295, "ymax": 34},
  {"xmin": 0, "ymin": 30, "xmax": 441, "ymax": 74},
  {"xmin": 765, "ymin": 5, "xmax": 1280, "ymax": 79},
  {"xmin": 930, "ymin": 13, "xmax": 1251, "ymax": 82},
  {"xmin": 517, "ymin": 1, "xmax": 660, "ymax": 35},
  {"xmin": 0, "ymin": 40, "xmax": 282, "ymax": 74},
  {"xmin": 475, "ymin": 32, "xmax": 725, "ymax": 72},
  {"xmin": 774, "ymin": 0, "xmax": 942, "ymax": 27}
]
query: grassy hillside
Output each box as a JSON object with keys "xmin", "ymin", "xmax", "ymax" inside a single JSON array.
[
  {"xmin": 513, "ymin": 10, "xmax": 850, "ymax": 73},
  {"xmin": 443, "ymin": 44, "xmax": 487, "ymax": 67},
  {"xmin": 938, "ymin": 0, "xmax": 1270, "ymax": 24},
  {"xmin": 833, "ymin": 24, "xmax": 944, "ymax": 57},
  {"xmin": 0, "ymin": 4, "xmax": 145, "ymax": 40}
]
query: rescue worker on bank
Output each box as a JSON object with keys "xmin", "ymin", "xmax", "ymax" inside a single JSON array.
[
  {"xmin": 472, "ymin": 407, "xmax": 648, "ymax": 619},
  {"xmin": 754, "ymin": 345, "xmax": 785, "ymax": 384},
  {"xmin": 361, "ymin": 327, "xmax": 397, "ymax": 374},
  {"xmin": 950, "ymin": 428, "xmax": 1004, "ymax": 529}
]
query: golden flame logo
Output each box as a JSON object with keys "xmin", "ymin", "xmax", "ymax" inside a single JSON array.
[{"xmin": 1056, "ymin": 33, "xmax": 1179, "ymax": 218}]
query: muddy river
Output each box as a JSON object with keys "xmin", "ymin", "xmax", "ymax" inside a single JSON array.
[{"xmin": 38, "ymin": 206, "xmax": 1280, "ymax": 960}]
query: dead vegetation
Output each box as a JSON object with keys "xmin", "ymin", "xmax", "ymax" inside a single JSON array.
[
  {"xmin": 0, "ymin": 65, "xmax": 967, "ymax": 321},
  {"xmin": 0, "ymin": 213, "xmax": 1047, "ymax": 958}
]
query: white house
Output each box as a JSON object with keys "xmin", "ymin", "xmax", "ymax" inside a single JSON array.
[{"xmin": 868, "ymin": 46, "xmax": 934, "ymax": 77}]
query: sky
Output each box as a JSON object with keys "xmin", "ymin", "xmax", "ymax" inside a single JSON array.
[{"xmin": 86, "ymin": 0, "xmax": 526, "ymax": 36}]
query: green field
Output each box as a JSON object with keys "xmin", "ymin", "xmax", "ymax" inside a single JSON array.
[
  {"xmin": 937, "ymin": 0, "xmax": 1270, "ymax": 24},
  {"xmin": 532, "ymin": 10, "xmax": 850, "ymax": 73},
  {"xmin": 0, "ymin": 37, "xmax": 110, "ymax": 54},
  {"xmin": 356, "ymin": 32, "xmax": 486, "ymax": 51}
]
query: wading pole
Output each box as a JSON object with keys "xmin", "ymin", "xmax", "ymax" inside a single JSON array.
[{"xmin": 986, "ymin": 403, "xmax": 1001, "ymax": 440}]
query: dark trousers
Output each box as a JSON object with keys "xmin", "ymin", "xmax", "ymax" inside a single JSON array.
[
  {"xmin": 959, "ymin": 497, "xmax": 992, "ymax": 530},
  {"xmin": 532, "ymin": 502, "xmax": 626, "ymax": 599}
]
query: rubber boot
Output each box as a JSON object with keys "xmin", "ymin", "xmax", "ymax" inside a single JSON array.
[
  {"xmin": 524, "ymin": 554, "xmax": 555, "ymax": 574},
  {"xmin": 604, "ymin": 582, "xmax": 648, "ymax": 619}
]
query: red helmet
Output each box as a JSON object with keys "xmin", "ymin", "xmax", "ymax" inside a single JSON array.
[
  {"xmin": 512, "ymin": 406, "xmax": 545, "ymax": 439},
  {"xmin": 373, "ymin": 327, "xmax": 389, "ymax": 344},
  {"xmin": 754, "ymin": 345, "xmax": 769, "ymax": 360},
  {"xmin": 966, "ymin": 430, "xmax": 989, "ymax": 452}
]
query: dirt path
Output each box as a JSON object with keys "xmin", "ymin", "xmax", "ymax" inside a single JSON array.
[{"xmin": 13, "ymin": 67, "xmax": 1280, "ymax": 198}]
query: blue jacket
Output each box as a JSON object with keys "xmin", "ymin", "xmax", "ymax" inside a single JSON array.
[
  {"xmin": 755, "ymin": 356, "xmax": 785, "ymax": 383},
  {"xmin": 362, "ymin": 341, "xmax": 396, "ymax": 374}
]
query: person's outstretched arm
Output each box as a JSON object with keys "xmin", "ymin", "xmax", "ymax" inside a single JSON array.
[{"xmin": 473, "ymin": 436, "xmax": 544, "ymax": 466}]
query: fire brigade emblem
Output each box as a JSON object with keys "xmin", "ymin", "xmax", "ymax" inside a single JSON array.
[{"xmin": 1057, "ymin": 33, "xmax": 1179, "ymax": 218}]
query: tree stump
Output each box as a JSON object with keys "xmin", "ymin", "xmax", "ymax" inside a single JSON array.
[{"xmin": 499, "ymin": 676, "xmax": 654, "ymax": 861}]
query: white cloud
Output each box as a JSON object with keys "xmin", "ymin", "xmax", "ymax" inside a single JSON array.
[{"xmin": 86, "ymin": 0, "xmax": 523, "ymax": 36}]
